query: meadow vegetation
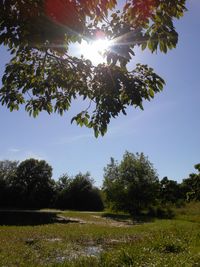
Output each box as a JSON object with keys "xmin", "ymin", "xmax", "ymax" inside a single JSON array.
[{"xmin": 0, "ymin": 202, "xmax": 200, "ymax": 267}]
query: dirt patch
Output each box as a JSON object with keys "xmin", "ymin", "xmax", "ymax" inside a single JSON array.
[
  {"xmin": 46, "ymin": 238, "xmax": 62, "ymax": 242},
  {"xmin": 55, "ymin": 215, "xmax": 86, "ymax": 224},
  {"xmin": 90, "ymin": 215, "xmax": 134, "ymax": 227}
]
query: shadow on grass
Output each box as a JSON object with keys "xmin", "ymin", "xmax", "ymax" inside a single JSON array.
[
  {"xmin": 102, "ymin": 213, "xmax": 131, "ymax": 221},
  {"xmin": 102, "ymin": 213, "xmax": 155, "ymax": 224},
  {"xmin": 0, "ymin": 210, "xmax": 82, "ymax": 226}
]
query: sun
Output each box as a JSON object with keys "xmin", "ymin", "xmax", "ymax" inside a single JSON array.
[{"xmin": 80, "ymin": 39, "xmax": 112, "ymax": 65}]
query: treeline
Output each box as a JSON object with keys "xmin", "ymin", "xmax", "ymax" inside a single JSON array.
[
  {"xmin": 0, "ymin": 152, "xmax": 200, "ymax": 215},
  {"xmin": 103, "ymin": 152, "xmax": 200, "ymax": 217},
  {"xmin": 0, "ymin": 159, "xmax": 103, "ymax": 210}
]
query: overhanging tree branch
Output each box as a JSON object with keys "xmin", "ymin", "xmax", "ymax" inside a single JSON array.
[{"xmin": 0, "ymin": 0, "xmax": 187, "ymax": 136}]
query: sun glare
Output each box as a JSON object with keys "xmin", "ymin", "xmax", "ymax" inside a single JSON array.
[{"xmin": 80, "ymin": 39, "xmax": 112, "ymax": 65}]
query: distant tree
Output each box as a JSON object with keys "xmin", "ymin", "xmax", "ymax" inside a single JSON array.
[
  {"xmin": 55, "ymin": 173, "xmax": 72, "ymax": 208},
  {"xmin": 56, "ymin": 173, "xmax": 72, "ymax": 191},
  {"xmin": 103, "ymin": 152, "xmax": 159, "ymax": 215},
  {"xmin": 0, "ymin": 160, "xmax": 18, "ymax": 207},
  {"xmin": 11, "ymin": 158, "xmax": 55, "ymax": 208},
  {"xmin": 194, "ymin": 164, "xmax": 200, "ymax": 172},
  {"xmin": 102, "ymin": 157, "xmax": 122, "ymax": 211},
  {"xmin": 0, "ymin": 0, "xmax": 187, "ymax": 136},
  {"xmin": 159, "ymin": 177, "xmax": 182, "ymax": 204},
  {"xmin": 56, "ymin": 172, "xmax": 104, "ymax": 211},
  {"xmin": 0, "ymin": 160, "xmax": 19, "ymax": 181},
  {"xmin": 181, "ymin": 164, "xmax": 200, "ymax": 202}
]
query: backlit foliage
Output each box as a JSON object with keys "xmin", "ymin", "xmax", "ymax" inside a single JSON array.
[{"xmin": 0, "ymin": 0, "xmax": 187, "ymax": 136}]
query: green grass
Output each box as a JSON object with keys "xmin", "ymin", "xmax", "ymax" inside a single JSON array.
[
  {"xmin": 0, "ymin": 203, "xmax": 200, "ymax": 266},
  {"xmin": 174, "ymin": 201, "xmax": 200, "ymax": 224}
]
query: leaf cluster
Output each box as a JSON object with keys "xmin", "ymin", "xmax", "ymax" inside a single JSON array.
[{"xmin": 0, "ymin": 0, "xmax": 186, "ymax": 136}]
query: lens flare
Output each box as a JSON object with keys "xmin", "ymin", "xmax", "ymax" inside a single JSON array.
[{"xmin": 80, "ymin": 39, "xmax": 112, "ymax": 65}]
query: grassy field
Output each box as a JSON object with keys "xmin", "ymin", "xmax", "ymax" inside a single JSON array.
[{"xmin": 0, "ymin": 203, "xmax": 200, "ymax": 267}]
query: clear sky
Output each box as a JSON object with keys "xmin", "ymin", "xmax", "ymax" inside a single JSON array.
[{"xmin": 0, "ymin": 0, "xmax": 199, "ymax": 187}]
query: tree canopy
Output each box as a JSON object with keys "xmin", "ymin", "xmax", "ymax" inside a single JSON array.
[
  {"xmin": 55, "ymin": 172, "xmax": 104, "ymax": 211},
  {"xmin": 0, "ymin": 0, "xmax": 187, "ymax": 136},
  {"xmin": 182, "ymin": 164, "xmax": 200, "ymax": 202},
  {"xmin": 159, "ymin": 176, "xmax": 182, "ymax": 204},
  {"xmin": 13, "ymin": 158, "xmax": 55, "ymax": 208},
  {"xmin": 0, "ymin": 160, "xmax": 19, "ymax": 206},
  {"xmin": 103, "ymin": 152, "xmax": 159, "ymax": 215}
]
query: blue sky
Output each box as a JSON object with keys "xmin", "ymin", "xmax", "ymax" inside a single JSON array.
[{"xmin": 0, "ymin": 0, "xmax": 199, "ymax": 186}]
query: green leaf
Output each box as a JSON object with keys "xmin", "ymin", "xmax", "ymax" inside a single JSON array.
[{"xmin": 149, "ymin": 88, "xmax": 154, "ymax": 98}]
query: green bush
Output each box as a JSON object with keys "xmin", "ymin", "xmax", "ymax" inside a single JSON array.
[{"xmin": 147, "ymin": 205, "xmax": 175, "ymax": 219}]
